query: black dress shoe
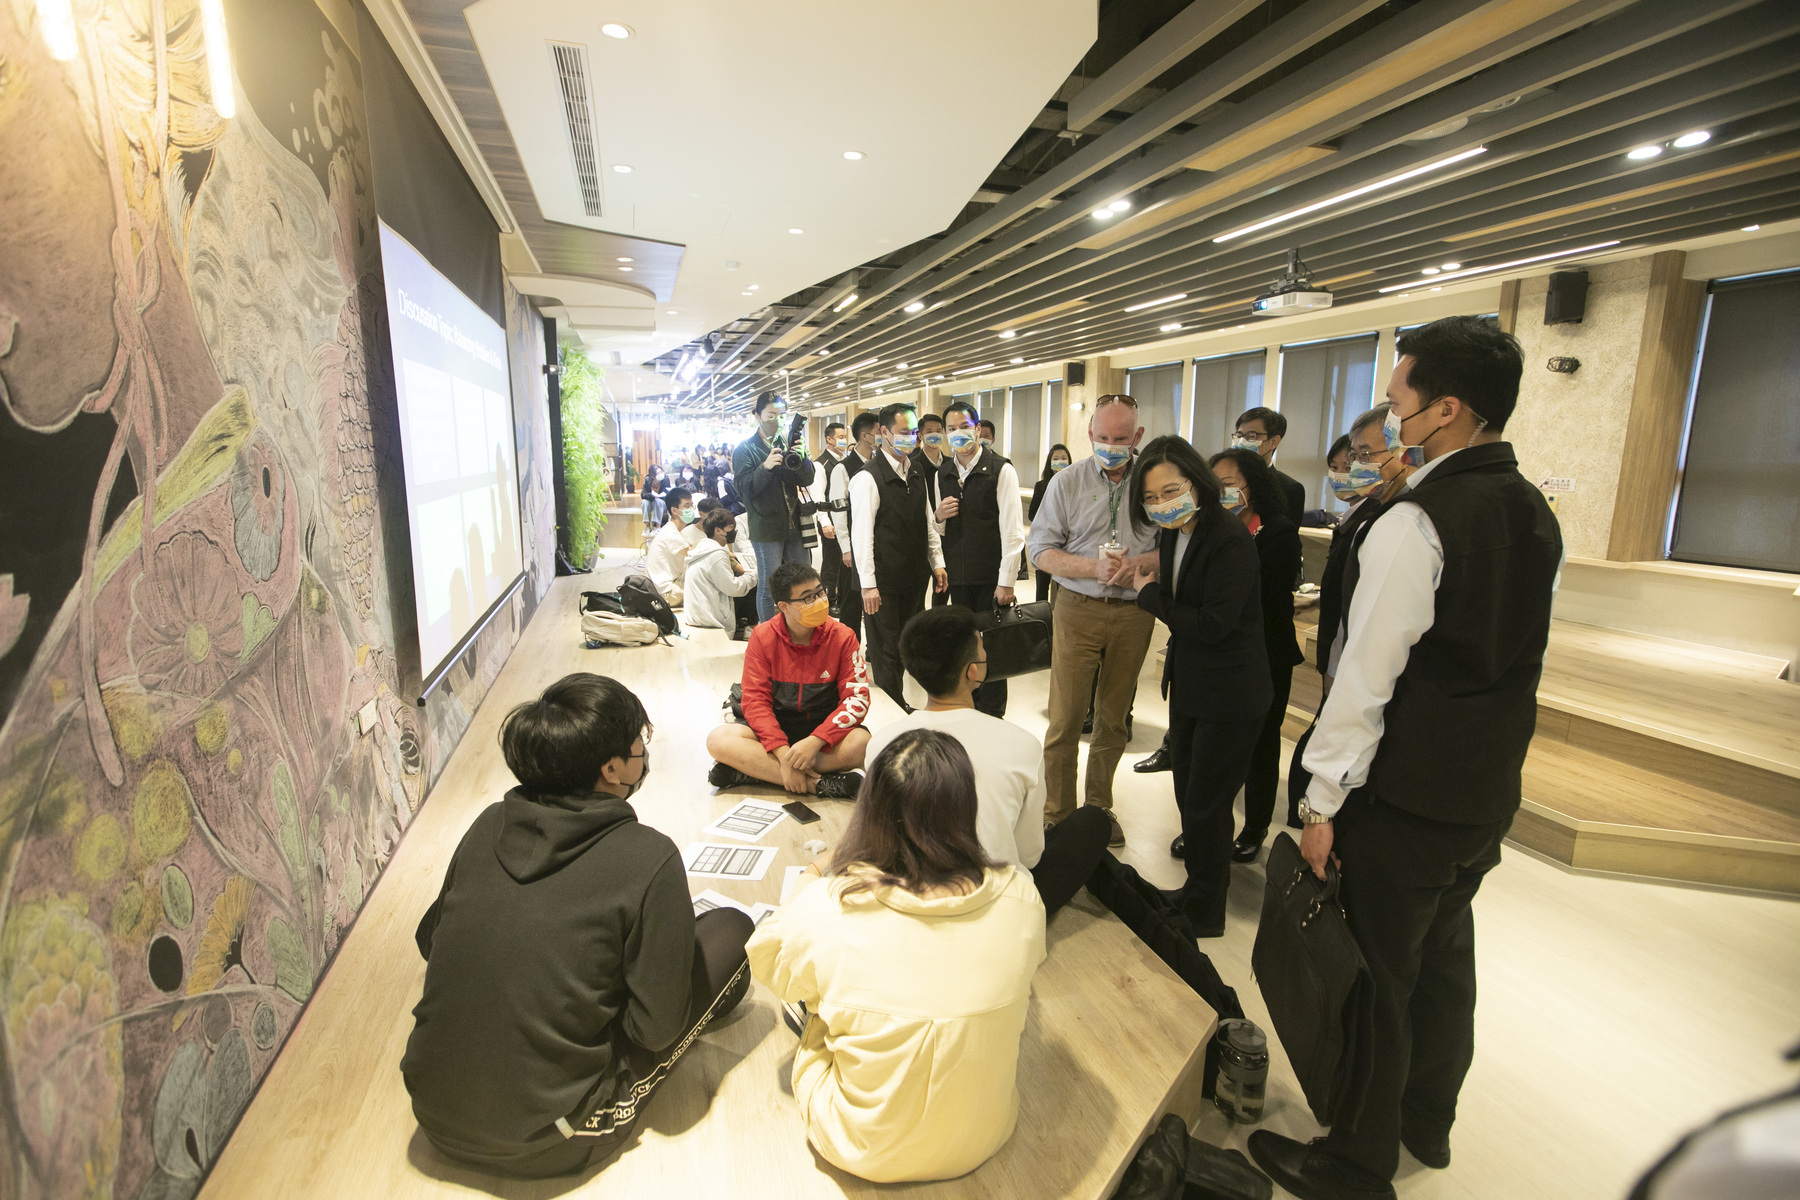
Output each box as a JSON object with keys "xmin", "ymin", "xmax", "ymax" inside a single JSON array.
[
  {"xmin": 1402, "ymin": 1128, "xmax": 1451, "ymax": 1169},
  {"xmin": 1133, "ymin": 744, "xmax": 1172, "ymax": 773},
  {"xmin": 1231, "ymin": 830, "xmax": 1264, "ymax": 862},
  {"xmin": 1157, "ymin": 887, "xmax": 1224, "ymax": 939},
  {"xmin": 1247, "ymin": 1132, "xmax": 1396, "ymax": 1200},
  {"xmin": 1170, "ymin": 833, "xmax": 1185, "ymax": 859}
]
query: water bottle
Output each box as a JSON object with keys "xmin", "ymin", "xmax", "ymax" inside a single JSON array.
[{"xmin": 1213, "ymin": 1019, "xmax": 1269, "ymax": 1124}]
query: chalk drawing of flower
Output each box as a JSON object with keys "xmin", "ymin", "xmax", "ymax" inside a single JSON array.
[
  {"xmin": 130, "ymin": 532, "xmax": 245, "ymax": 697},
  {"xmin": 229, "ymin": 435, "xmax": 286, "ymax": 581}
]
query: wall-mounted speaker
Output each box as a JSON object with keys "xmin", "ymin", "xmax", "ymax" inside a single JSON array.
[
  {"xmin": 1066, "ymin": 361, "xmax": 1087, "ymax": 387},
  {"xmin": 1544, "ymin": 270, "xmax": 1589, "ymax": 325}
]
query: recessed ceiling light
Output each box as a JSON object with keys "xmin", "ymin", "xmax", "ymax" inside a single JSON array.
[
  {"xmin": 618, "ymin": 266, "xmax": 633, "ymax": 272},
  {"xmin": 1673, "ymin": 130, "xmax": 1711, "ymax": 148},
  {"xmin": 666, "ymin": 309, "xmax": 678, "ymax": 314},
  {"xmin": 1091, "ymin": 208, "xmax": 1113, "ymax": 220},
  {"xmin": 843, "ymin": 150, "xmax": 865, "ymax": 160},
  {"xmin": 1377, "ymin": 239, "xmax": 1621, "ymax": 293},
  {"xmin": 1627, "ymin": 145, "xmax": 1663, "ymax": 160},
  {"xmin": 1215, "ymin": 147, "xmax": 1487, "ymax": 243},
  {"xmin": 612, "ymin": 164, "xmax": 633, "ymax": 173},
  {"xmin": 748, "ymin": 284, "xmax": 759, "ymax": 290},
  {"xmin": 1430, "ymin": 286, "xmax": 1442, "ymax": 292},
  {"xmin": 1010, "ymin": 357, "xmax": 1025, "ymax": 364},
  {"xmin": 999, "ymin": 330, "xmax": 1016, "ymax": 339},
  {"xmin": 1441, "ymin": 262, "xmax": 1461, "ymax": 270},
  {"xmin": 617, "ymin": 256, "xmax": 634, "ymax": 263},
  {"xmin": 600, "ymin": 22, "xmax": 633, "ymax": 39},
  {"xmin": 1160, "ymin": 323, "xmax": 1182, "ymax": 332},
  {"xmin": 1421, "ymin": 267, "xmax": 1440, "ymax": 275},
  {"xmin": 904, "ymin": 301, "xmax": 925, "ymax": 313},
  {"xmin": 1109, "ymin": 199, "xmax": 1132, "ymax": 213},
  {"xmin": 818, "ymin": 349, "xmax": 831, "ymax": 356},
  {"xmin": 1743, "ymin": 224, "xmax": 1762, "ymax": 232},
  {"xmin": 741, "ymin": 290, "xmax": 752, "ymax": 296},
  {"xmin": 897, "ymin": 362, "xmax": 910, "ymax": 369}
]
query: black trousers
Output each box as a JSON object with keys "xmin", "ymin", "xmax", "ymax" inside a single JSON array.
[
  {"xmin": 494, "ymin": 908, "xmax": 754, "ymax": 1178},
  {"xmin": 732, "ymin": 592, "xmax": 759, "ymax": 627},
  {"xmin": 1167, "ymin": 709, "xmax": 1262, "ymax": 929},
  {"xmin": 1239, "ymin": 662, "xmax": 1294, "ymax": 838},
  {"xmin": 1285, "ymin": 720, "xmax": 1315, "ymax": 828},
  {"xmin": 1034, "ymin": 805, "xmax": 1112, "ymax": 920},
  {"xmin": 835, "ymin": 558, "xmax": 864, "ymax": 646},
  {"xmin": 866, "ymin": 576, "xmax": 926, "ymax": 709},
  {"xmin": 1324, "ymin": 793, "xmax": 1510, "ymax": 1184},
  {"xmin": 946, "ymin": 583, "xmax": 1008, "ymax": 717}
]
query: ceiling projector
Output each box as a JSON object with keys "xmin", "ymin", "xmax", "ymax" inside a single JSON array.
[{"xmin": 1252, "ymin": 249, "xmax": 1333, "ymax": 316}]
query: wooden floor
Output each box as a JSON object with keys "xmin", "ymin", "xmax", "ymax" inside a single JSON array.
[{"xmin": 201, "ymin": 578, "xmax": 1214, "ymax": 1200}]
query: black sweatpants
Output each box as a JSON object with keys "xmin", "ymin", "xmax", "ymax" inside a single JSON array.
[
  {"xmin": 1167, "ymin": 709, "xmax": 1263, "ymax": 930},
  {"xmin": 1034, "ymin": 805, "xmax": 1112, "ymax": 920},
  {"xmin": 1323, "ymin": 793, "xmax": 1510, "ymax": 1184},
  {"xmin": 499, "ymin": 908, "xmax": 755, "ymax": 1178},
  {"xmin": 866, "ymin": 577, "xmax": 926, "ymax": 709},
  {"xmin": 1239, "ymin": 663, "xmax": 1294, "ymax": 838},
  {"xmin": 946, "ymin": 583, "xmax": 1008, "ymax": 717}
]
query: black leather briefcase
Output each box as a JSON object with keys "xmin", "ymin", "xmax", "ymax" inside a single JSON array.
[
  {"xmin": 971, "ymin": 600, "xmax": 1053, "ymax": 680},
  {"xmin": 1252, "ymin": 832, "xmax": 1375, "ymax": 1131}
]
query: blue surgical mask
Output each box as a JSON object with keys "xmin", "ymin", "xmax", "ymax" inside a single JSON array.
[
  {"xmin": 1383, "ymin": 407, "xmax": 1427, "ymax": 469},
  {"xmin": 1220, "ymin": 485, "xmax": 1245, "ymax": 511},
  {"xmin": 1145, "ymin": 488, "xmax": 1197, "ymax": 529},
  {"xmin": 1230, "ymin": 435, "xmax": 1260, "ymax": 452},
  {"xmin": 1092, "ymin": 443, "xmax": 1131, "ymax": 470},
  {"xmin": 891, "ymin": 431, "xmax": 918, "ymax": 453},
  {"xmin": 948, "ymin": 429, "xmax": 978, "ymax": 452},
  {"xmin": 1327, "ymin": 462, "xmax": 1383, "ymax": 501}
]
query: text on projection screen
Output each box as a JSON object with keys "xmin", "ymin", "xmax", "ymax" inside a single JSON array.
[{"xmin": 378, "ymin": 221, "xmax": 524, "ymax": 681}]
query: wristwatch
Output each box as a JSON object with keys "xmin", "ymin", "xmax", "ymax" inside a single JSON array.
[{"xmin": 1297, "ymin": 800, "xmax": 1333, "ymax": 825}]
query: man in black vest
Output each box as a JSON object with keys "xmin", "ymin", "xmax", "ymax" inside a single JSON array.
[
  {"xmin": 825, "ymin": 413, "xmax": 877, "ymax": 645},
  {"xmin": 936, "ymin": 401, "xmax": 1026, "ymax": 716},
  {"xmin": 850, "ymin": 403, "xmax": 947, "ymax": 708},
  {"xmin": 1250, "ymin": 318, "xmax": 1562, "ymax": 1200},
  {"xmin": 914, "ymin": 412, "xmax": 952, "ymax": 608},
  {"xmin": 815, "ymin": 422, "xmax": 848, "ymax": 602}
]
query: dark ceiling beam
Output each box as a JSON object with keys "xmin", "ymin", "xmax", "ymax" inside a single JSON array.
[
  {"xmin": 794, "ymin": 0, "xmax": 1777, "ymax": 376},
  {"xmin": 1066, "ymin": 0, "xmax": 1268, "ymax": 132}
]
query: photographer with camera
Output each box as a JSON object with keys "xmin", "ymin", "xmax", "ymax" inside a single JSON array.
[{"xmin": 733, "ymin": 391, "xmax": 818, "ymax": 622}]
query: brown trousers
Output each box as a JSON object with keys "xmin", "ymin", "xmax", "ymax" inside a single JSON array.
[{"xmin": 1044, "ymin": 590, "xmax": 1154, "ymax": 822}]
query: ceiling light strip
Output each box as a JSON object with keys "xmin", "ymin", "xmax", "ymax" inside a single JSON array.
[
  {"xmin": 1214, "ymin": 147, "xmax": 1488, "ymax": 244},
  {"xmin": 1376, "ymin": 240, "xmax": 1620, "ymax": 292},
  {"xmin": 1123, "ymin": 292, "xmax": 1188, "ymax": 313}
]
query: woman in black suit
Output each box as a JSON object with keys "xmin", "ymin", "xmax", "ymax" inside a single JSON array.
[
  {"xmin": 1207, "ymin": 448, "xmax": 1306, "ymax": 863},
  {"xmin": 1027, "ymin": 444, "xmax": 1073, "ymax": 603},
  {"xmin": 1128, "ymin": 437, "xmax": 1271, "ymax": 936}
]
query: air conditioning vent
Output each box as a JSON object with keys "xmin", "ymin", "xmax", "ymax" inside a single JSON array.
[{"xmin": 549, "ymin": 42, "xmax": 604, "ymax": 217}]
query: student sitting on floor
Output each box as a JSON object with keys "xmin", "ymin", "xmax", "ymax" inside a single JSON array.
[
  {"xmin": 684, "ymin": 508, "xmax": 759, "ymax": 639},
  {"xmin": 401, "ymin": 674, "xmax": 754, "ymax": 1179},
  {"xmin": 867, "ymin": 605, "xmax": 1111, "ymax": 920},
  {"xmin": 705, "ymin": 562, "xmax": 872, "ymax": 798},
  {"xmin": 646, "ymin": 487, "xmax": 702, "ymax": 606},
  {"xmin": 748, "ymin": 729, "xmax": 1046, "ymax": 1183}
]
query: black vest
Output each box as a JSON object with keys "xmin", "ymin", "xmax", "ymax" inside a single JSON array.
[
  {"xmin": 1314, "ymin": 495, "xmax": 1389, "ymax": 674},
  {"xmin": 829, "ymin": 451, "xmax": 867, "ymax": 539},
  {"xmin": 938, "ymin": 448, "xmax": 1006, "ymax": 586},
  {"xmin": 1344, "ymin": 443, "xmax": 1562, "ymax": 825},
  {"xmin": 868, "ymin": 450, "xmax": 932, "ymax": 590}
]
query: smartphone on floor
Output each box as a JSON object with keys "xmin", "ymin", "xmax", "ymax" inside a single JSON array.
[{"xmin": 783, "ymin": 800, "xmax": 822, "ymax": 824}]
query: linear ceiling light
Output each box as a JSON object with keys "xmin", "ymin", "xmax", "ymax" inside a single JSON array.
[
  {"xmin": 1213, "ymin": 146, "xmax": 1487, "ymax": 244},
  {"xmin": 199, "ymin": 0, "xmax": 235, "ymax": 118},
  {"xmin": 1123, "ymin": 293, "xmax": 1188, "ymax": 313},
  {"xmin": 952, "ymin": 363, "xmax": 998, "ymax": 376},
  {"xmin": 833, "ymin": 293, "xmax": 859, "ymax": 313},
  {"xmin": 830, "ymin": 357, "xmax": 879, "ymax": 376},
  {"xmin": 1377, "ymin": 240, "xmax": 1620, "ymax": 293}
]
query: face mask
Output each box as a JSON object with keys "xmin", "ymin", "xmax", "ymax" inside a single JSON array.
[
  {"xmin": 1145, "ymin": 488, "xmax": 1198, "ymax": 529},
  {"xmin": 1050, "ymin": 459, "xmax": 1070, "ymax": 472},
  {"xmin": 921, "ymin": 432, "xmax": 945, "ymax": 450},
  {"xmin": 948, "ymin": 429, "xmax": 978, "ymax": 452},
  {"xmin": 1327, "ymin": 462, "xmax": 1384, "ymax": 501},
  {"xmin": 620, "ymin": 746, "xmax": 649, "ymax": 800},
  {"xmin": 1220, "ymin": 485, "xmax": 1245, "ymax": 512},
  {"xmin": 1383, "ymin": 407, "xmax": 1428, "ymax": 469},
  {"xmin": 680, "ymin": 506, "xmax": 697, "ymax": 524},
  {"xmin": 1230, "ymin": 434, "xmax": 1261, "ymax": 453},
  {"xmin": 719, "ymin": 527, "xmax": 736, "ymax": 543},
  {"xmin": 1092, "ymin": 443, "xmax": 1131, "ymax": 470},
  {"xmin": 890, "ymin": 431, "xmax": 918, "ymax": 454},
  {"xmin": 798, "ymin": 597, "xmax": 830, "ymax": 628},
  {"xmin": 979, "ymin": 436, "xmax": 993, "ymax": 446}
]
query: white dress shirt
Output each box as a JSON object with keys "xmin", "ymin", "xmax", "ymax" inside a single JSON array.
[
  {"xmin": 849, "ymin": 449, "xmax": 945, "ymax": 590},
  {"xmin": 825, "ymin": 447, "xmax": 868, "ymax": 561},
  {"xmin": 1302, "ymin": 450, "xmax": 1561, "ymax": 816},
  {"xmin": 814, "ymin": 449, "xmax": 846, "ymax": 536},
  {"xmin": 950, "ymin": 451, "xmax": 1028, "ymax": 587}
]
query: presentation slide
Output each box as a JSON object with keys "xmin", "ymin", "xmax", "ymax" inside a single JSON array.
[{"xmin": 378, "ymin": 221, "xmax": 523, "ymax": 683}]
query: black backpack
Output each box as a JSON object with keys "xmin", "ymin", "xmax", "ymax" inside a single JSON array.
[{"xmin": 619, "ymin": 573, "xmax": 679, "ymax": 637}]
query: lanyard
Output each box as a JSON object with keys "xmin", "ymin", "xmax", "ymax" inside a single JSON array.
[{"xmin": 1105, "ymin": 475, "xmax": 1126, "ymax": 540}]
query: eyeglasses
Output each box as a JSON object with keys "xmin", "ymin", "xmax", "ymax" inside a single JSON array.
[
  {"xmin": 1143, "ymin": 481, "xmax": 1190, "ymax": 503},
  {"xmin": 1233, "ymin": 429, "xmax": 1269, "ymax": 444},
  {"xmin": 1349, "ymin": 447, "xmax": 1394, "ymax": 465},
  {"xmin": 784, "ymin": 586, "xmax": 828, "ymax": 606}
]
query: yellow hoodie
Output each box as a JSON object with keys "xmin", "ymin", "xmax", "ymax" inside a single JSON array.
[{"xmin": 747, "ymin": 865, "xmax": 1047, "ymax": 1183}]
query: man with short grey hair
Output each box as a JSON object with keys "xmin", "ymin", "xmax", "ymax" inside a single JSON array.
[{"xmin": 1026, "ymin": 394, "xmax": 1158, "ymax": 847}]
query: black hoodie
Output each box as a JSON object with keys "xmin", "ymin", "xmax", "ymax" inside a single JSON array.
[{"xmin": 401, "ymin": 788, "xmax": 694, "ymax": 1168}]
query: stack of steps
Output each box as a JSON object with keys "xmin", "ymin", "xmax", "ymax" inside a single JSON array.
[{"xmin": 1290, "ymin": 619, "xmax": 1800, "ymax": 896}]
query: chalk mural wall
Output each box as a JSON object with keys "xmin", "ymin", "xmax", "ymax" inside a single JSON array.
[{"xmin": 0, "ymin": 0, "xmax": 552, "ymax": 1195}]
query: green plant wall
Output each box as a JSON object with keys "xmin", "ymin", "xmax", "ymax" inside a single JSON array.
[{"xmin": 559, "ymin": 345, "xmax": 612, "ymax": 569}]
